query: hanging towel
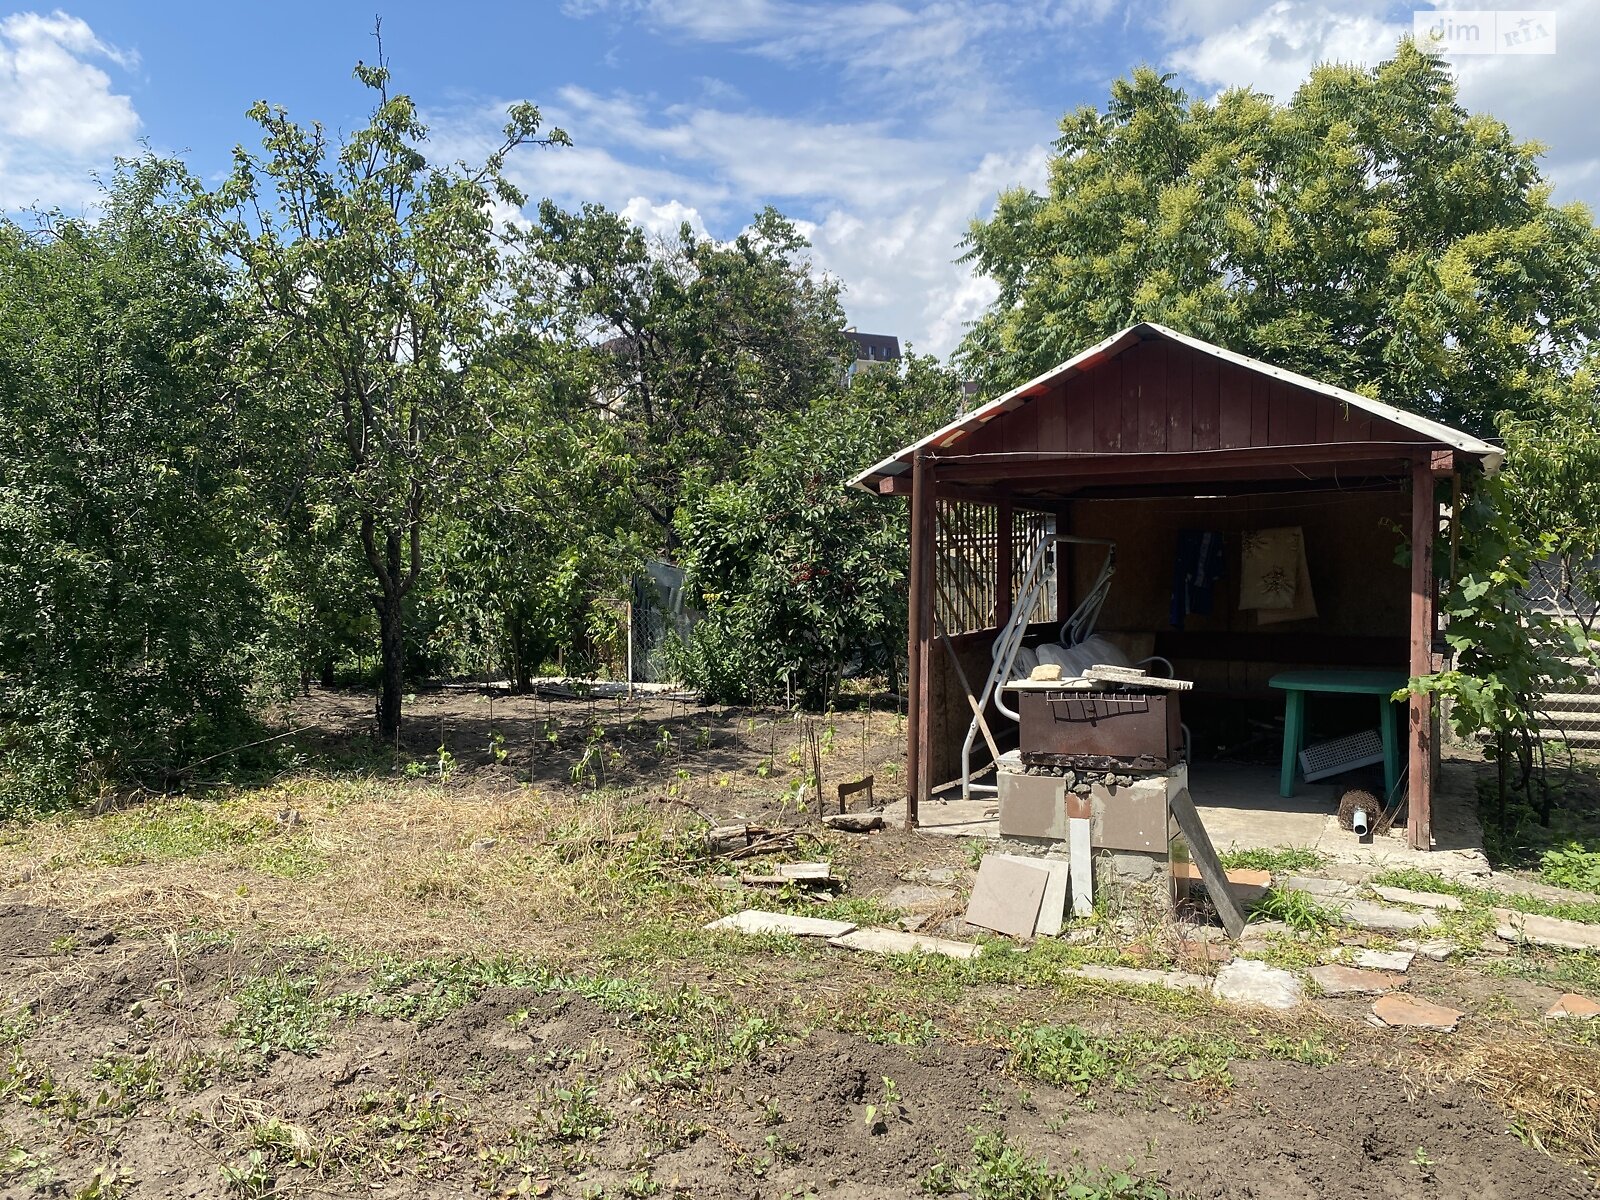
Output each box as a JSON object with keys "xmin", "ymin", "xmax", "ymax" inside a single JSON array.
[
  {"xmin": 1256, "ymin": 530, "xmax": 1318, "ymax": 624},
  {"xmin": 1170, "ymin": 530, "xmax": 1226, "ymax": 629},
  {"xmin": 1238, "ymin": 526, "xmax": 1304, "ymax": 611}
]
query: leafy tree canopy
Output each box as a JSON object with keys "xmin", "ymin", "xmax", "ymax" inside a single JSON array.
[
  {"xmin": 527, "ymin": 203, "xmax": 850, "ymax": 547},
  {"xmin": 956, "ymin": 39, "xmax": 1600, "ymax": 437},
  {"xmin": 673, "ymin": 354, "xmax": 962, "ymax": 707},
  {"xmin": 0, "ymin": 159, "xmax": 265, "ymax": 812}
]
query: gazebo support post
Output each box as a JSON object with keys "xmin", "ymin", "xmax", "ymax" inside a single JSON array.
[
  {"xmin": 904, "ymin": 450, "xmax": 933, "ymax": 829},
  {"xmin": 1408, "ymin": 456, "xmax": 1440, "ymax": 850}
]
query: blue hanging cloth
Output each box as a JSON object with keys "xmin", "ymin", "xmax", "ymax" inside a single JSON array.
[{"xmin": 1171, "ymin": 530, "xmax": 1225, "ymax": 629}]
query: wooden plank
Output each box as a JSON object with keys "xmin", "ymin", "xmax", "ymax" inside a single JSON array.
[
  {"xmin": 1169, "ymin": 787, "xmax": 1247, "ymax": 938},
  {"xmin": 1121, "ymin": 350, "xmax": 1142, "ymax": 451},
  {"xmin": 1250, "ymin": 373, "xmax": 1271, "ymax": 446},
  {"xmin": 1065, "ymin": 368, "xmax": 1094, "ymax": 452},
  {"xmin": 1267, "ymin": 380, "xmax": 1294, "ymax": 446},
  {"xmin": 1165, "ymin": 339, "xmax": 1194, "ymax": 453},
  {"xmin": 1218, "ymin": 362, "xmax": 1251, "ymax": 449},
  {"xmin": 1314, "ymin": 390, "xmax": 1334, "ymax": 446},
  {"xmin": 1138, "ymin": 341, "xmax": 1169, "ymax": 452},
  {"xmin": 1192, "ymin": 353, "xmax": 1220, "ymax": 451},
  {"xmin": 1408, "ymin": 458, "xmax": 1435, "ymax": 850},
  {"xmin": 1280, "ymin": 381, "xmax": 1318, "ymax": 446},
  {"xmin": 1095, "ymin": 354, "xmax": 1124, "ymax": 451}
]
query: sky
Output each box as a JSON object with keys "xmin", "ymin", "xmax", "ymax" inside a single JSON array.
[{"xmin": 2, "ymin": 1, "xmax": 1596, "ymax": 358}]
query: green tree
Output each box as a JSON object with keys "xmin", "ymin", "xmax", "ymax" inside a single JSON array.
[
  {"xmin": 193, "ymin": 48, "xmax": 568, "ymax": 738},
  {"xmin": 0, "ymin": 160, "xmax": 264, "ymax": 812},
  {"xmin": 957, "ymin": 41, "xmax": 1600, "ymax": 436},
  {"xmin": 528, "ymin": 204, "xmax": 850, "ymax": 548},
  {"xmin": 673, "ymin": 355, "xmax": 960, "ymax": 707}
]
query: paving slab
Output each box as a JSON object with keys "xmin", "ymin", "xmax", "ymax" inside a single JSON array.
[
  {"xmin": 993, "ymin": 853, "xmax": 1072, "ymax": 937},
  {"xmin": 1545, "ymin": 993, "xmax": 1600, "ymax": 1020},
  {"xmin": 1212, "ymin": 959, "xmax": 1303, "ymax": 1010},
  {"xmin": 1370, "ymin": 993, "xmax": 1463, "ymax": 1032},
  {"xmin": 1370, "ymin": 885, "xmax": 1463, "ymax": 911},
  {"xmin": 1066, "ymin": 964, "xmax": 1211, "ymax": 992},
  {"xmin": 1335, "ymin": 898, "xmax": 1441, "ymax": 933},
  {"xmin": 705, "ymin": 910, "xmax": 857, "ymax": 939},
  {"xmin": 1353, "ymin": 949, "xmax": 1415, "ymax": 973},
  {"xmin": 828, "ymin": 926, "xmax": 981, "ymax": 960},
  {"xmin": 1396, "ymin": 938, "xmax": 1458, "ymax": 962},
  {"xmin": 966, "ymin": 854, "xmax": 1049, "ymax": 939},
  {"xmin": 1283, "ymin": 874, "xmax": 1356, "ymax": 899},
  {"xmin": 1493, "ymin": 909, "xmax": 1600, "ymax": 952},
  {"xmin": 881, "ymin": 884, "xmax": 957, "ymax": 910},
  {"xmin": 1307, "ymin": 964, "xmax": 1408, "ymax": 997}
]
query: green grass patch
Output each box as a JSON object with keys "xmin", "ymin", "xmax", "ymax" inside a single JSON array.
[
  {"xmin": 1538, "ymin": 843, "xmax": 1600, "ymax": 894},
  {"xmin": 226, "ymin": 970, "xmax": 332, "ymax": 1057},
  {"xmin": 1249, "ymin": 887, "xmax": 1343, "ymax": 933},
  {"xmin": 1218, "ymin": 845, "xmax": 1325, "ymax": 874},
  {"xmin": 1005, "ymin": 1022, "xmax": 1238, "ymax": 1095},
  {"xmin": 1477, "ymin": 947, "xmax": 1600, "ymax": 995},
  {"xmin": 1369, "ymin": 867, "xmax": 1600, "ymax": 926},
  {"xmin": 65, "ymin": 799, "xmax": 272, "ymax": 867},
  {"xmin": 922, "ymin": 1132, "xmax": 1169, "ymax": 1199}
]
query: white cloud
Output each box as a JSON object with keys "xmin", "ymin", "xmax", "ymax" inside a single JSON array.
[
  {"xmin": 432, "ymin": 81, "xmax": 1051, "ymax": 358},
  {"xmin": 0, "ymin": 9, "xmax": 140, "ymax": 210},
  {"xmin": 1166, "ymin": 0, "xmax": 1399, "ymax": 102},
  {"xmin": 1161, "ymin": 0, "xmax": 1600, "ymax": 212}
]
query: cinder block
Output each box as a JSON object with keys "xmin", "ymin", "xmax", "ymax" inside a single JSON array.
[{"xmin": 998, "ymin": 773, "xmax": 1066, "ymax": 839}]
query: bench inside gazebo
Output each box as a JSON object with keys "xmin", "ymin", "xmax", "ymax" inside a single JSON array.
[{"xmin": 851, "ymin": 323, "xmax": 1502, "ymax": 852}]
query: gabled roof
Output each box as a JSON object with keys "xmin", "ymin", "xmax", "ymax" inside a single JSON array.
[{"xmin": 849, "ymin": 322, "xmax": 1502, "ymax": 491}]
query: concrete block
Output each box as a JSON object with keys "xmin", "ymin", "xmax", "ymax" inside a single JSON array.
[
  {"xmin": 1371, "ymin": 885, "xmax": 1463, "ymax": 911},
  {"xmin": 705, "ymin": 911, "xmax": 856, "ymax": 938},
  {"xmin": 1493, "ymin": 909, "xmax": 1600, "ymax": 952},
  {"xmin": 1354, "ymin": 949, "xmax": 1414, "ymax": 973},
  {"xmin": 998, "ymin": 773, "xmax": 1066, "ymax": 840},
  {"xmin": 1212, "ymin": 959, "xmax": 1304, "ymax": 1010},
  {"xmin": 827, "ymin": 927, "xmax": 981, "ymax": 960},
  {"xmin": 1307, "ymin": 964, "xmax": 1408, "ymax": 996},
  {"xmin": 1066, "ymin": 964, "xmax": 1210, "ymax": 992},
  {"xmin": 1370, "ymin": 993, "xmax": 1462, "ymax": 1031},
  {"xmin": 1335, "ymin": 899, "xmax": 1440, "ymax": 933},
  {"xmin": 1546, "ymin": 993, "xmax": 1600, "ymax": 1020},
  {"xmin": 994, "ymin": 854, "xmax": 1071, "ymax": 936}
]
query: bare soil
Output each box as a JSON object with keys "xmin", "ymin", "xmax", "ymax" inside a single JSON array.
[{"xmin": 0, "ymin": 688, "xmax": 1594, "ymax": 1198}]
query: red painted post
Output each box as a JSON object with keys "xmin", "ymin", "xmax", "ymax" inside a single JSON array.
[{"xmin": 995, "ymin": 497, "xmax": 1013, "ymax": 630}]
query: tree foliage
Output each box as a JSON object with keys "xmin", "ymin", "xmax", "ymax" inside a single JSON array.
[
  {"xmin": 672, "ymin": 355, "xmax": 960, "ymax": 707},
  {"xmin": 529, "ymin": 204, "xmax": 849, "ymax": 546},
  {"xmin": 192, "ymin": 47, "xmax": 569, "ymax": 737},
  {"xmin": 957, "ymin": 40, "xmax": 1600, "ymax": 436},
  {"xmin": 0, "ymin": 161, "xmax": 265, "ymax": 814}
]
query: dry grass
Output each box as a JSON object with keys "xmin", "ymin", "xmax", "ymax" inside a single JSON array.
[
  {"xmin": 0, "ymin": 775, "xmax": 732, "ymax": 963},
  {"xmin": 1414, "ymin": 1038, "xmax": 1600, "ymax": 1167}
]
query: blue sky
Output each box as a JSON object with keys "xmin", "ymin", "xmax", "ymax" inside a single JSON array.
[{"xmin": 3, "ymin": 2, "xmax": 1595, "ymax": 356}]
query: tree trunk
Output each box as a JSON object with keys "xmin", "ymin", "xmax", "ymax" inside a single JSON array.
[{"xmin": 377, "ymin": 591, "xmax": 405, "ymax": 739}]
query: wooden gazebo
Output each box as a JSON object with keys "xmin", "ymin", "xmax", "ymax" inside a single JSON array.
[{"xmin": 851, "ymin": 323, "xmax": 1502, "ymax": 850}]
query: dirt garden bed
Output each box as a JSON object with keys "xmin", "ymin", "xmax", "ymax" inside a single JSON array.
[{"xmin": 0, "ymin": 688, "xmax": 1594, "ymax": 1198}]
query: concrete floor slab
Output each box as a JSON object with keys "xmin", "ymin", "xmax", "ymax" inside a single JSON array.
[{"xmin": 885, "ymin": 759, "xmax": 1490, "ymax": 873}]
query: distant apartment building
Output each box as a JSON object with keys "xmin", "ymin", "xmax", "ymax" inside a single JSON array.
[{"xmin": 843, "ymin": 328, "xmax": 900, "ymax": 381}]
